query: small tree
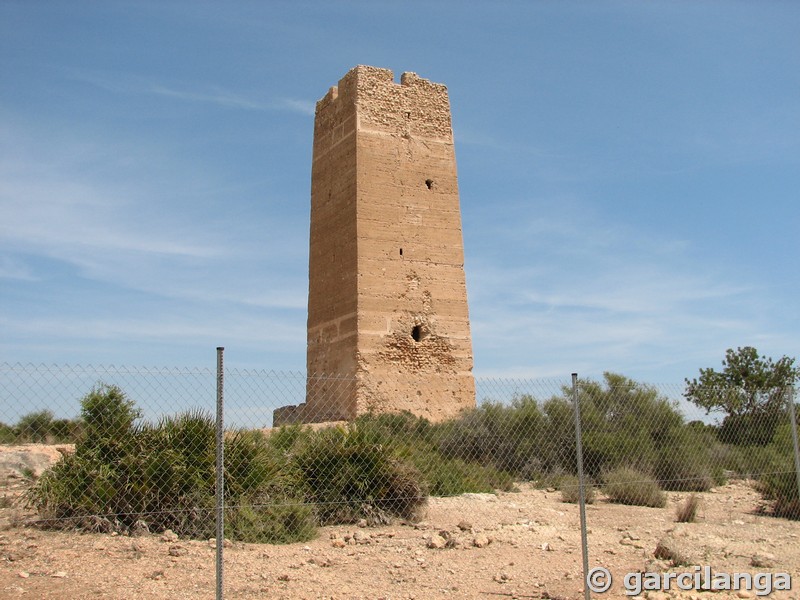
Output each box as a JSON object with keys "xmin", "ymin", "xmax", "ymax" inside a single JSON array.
[
  {"xmin": 78, "ymin": 384, "xmax": 142, "ymax": 461},
  {"xmin": 685, "ymin": 347, "xmax": 798, "ymax": 446},
  {"xmin": 16, "ymin": 410, "xmax": 56, "ymax": 443}
]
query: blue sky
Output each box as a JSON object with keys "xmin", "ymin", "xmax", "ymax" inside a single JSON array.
[{"xmin": 1, "ymin": 1, "xmax": 798, "ymax": 384}]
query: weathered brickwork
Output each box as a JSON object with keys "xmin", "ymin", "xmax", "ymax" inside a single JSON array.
[{"xmin": 274, "ymin": 65, "xmax": 475, "ymax": 425}]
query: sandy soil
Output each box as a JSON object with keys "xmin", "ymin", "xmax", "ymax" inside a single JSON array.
[{"xmin": 1, "ymin": 448, "xmax": 798, "ymax": 600}]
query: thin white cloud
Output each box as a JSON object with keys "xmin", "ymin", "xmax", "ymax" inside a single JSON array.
[
  {"xmin": 0, "ymin": 170, "xmax": 220, "ymax": 260},
  {"xmin": 0, "ymin": 121, "xmax": 306, "ymax": 312},
  {"xmin": 0, "ymin": 313, "xmax": 304, "ymax": 347},
  {"xmin": 64, "ymin": 68, "xmax": 314, "ymax": 116},
  {"xmin": 0, "ymin": 256, "xmax": 37, "ymax": 281},
  {"xmin": 464, "ymin": 195, "xmax": 773, "ymax": 382},
  {"xmin": 277, "ymin": 98, "xmax": 315, "ymax": 116}
]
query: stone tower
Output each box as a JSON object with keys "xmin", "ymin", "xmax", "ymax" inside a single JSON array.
[{"xmin": 276, "ymin": 65, "xmax": 475, "ymax": 425}]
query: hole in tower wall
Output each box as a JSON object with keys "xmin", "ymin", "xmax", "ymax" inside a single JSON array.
[
  {"xmin": 411, "ymin": 325, "xmax": 427, "ymax": 343},
  {"xmin": 425, "ymin": 179, "xmax": 434, "ymax": 190},
  {"xmin": 399, "ymin": 248, "xmax": 403, "ymax": 256}
]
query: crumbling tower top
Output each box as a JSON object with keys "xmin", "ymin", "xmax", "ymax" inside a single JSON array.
[{"xmin": 315, "ymin": 65, "xmax": 454, "ymax": 142}]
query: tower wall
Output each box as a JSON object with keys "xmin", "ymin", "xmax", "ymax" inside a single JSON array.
[{"xmin": 297, "ymin": 65, "xmax": 474, "ymax": 424}]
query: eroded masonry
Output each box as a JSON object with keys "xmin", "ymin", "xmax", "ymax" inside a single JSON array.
[{"xmin": 274, "ymin": 65, "xmax": 475, "ymax": 425}]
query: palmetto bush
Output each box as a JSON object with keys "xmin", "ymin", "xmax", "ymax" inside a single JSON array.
[
  {"xmin": 27, "ymin": 386, "xmax": 315, "ymax": 542},
  {"xmin": 294, "ymin": 421, "xmax": 426, "ymax": 525},
  {"xmin": 26, "ymin": 388, "xmax": 524, "ymax": 543}
]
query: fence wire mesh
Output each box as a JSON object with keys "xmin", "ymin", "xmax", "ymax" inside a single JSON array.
[{"xmin": 1, "ymin": 361, "xmax": 798, "ymax": 598}]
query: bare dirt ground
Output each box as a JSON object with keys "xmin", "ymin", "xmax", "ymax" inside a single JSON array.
[{"xmin": 1, "ymin": 446, "xmax": 798, "ymax": 600}]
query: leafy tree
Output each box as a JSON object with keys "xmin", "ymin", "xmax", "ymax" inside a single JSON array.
[
  {"xmin": 685, "ymin": 347, "xmax": 799, "ymax": 446},
  {"xmin": 78, "ymin": 384, "xmax": 142, "ymax": 461},
  {"xmin": 538, "ymin": 373, "xmax": 714, "ymax": 490},
  {"xmin": 16, "ymin": 410, "xmax": 55, "ymax": 443}
]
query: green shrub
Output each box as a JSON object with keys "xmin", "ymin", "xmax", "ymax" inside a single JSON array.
[
  {"xmin": 436, "ymin": 396, "xmax": 550, "ymax": 480},
  {"xmin": 654, "ymin": 427, "xmax": 715, "ymax": 492},
  {"xmin": 558, "ymin": 474, "xmax": 595, "ymax": 504},
  {"xmin": 16, "ymin": 410, "xmax": 56, "ymax": 443},
  {"xmin": 603, "ymin": 466, "xmax": 667, "ymax": 508},
  {"xmin": 540, "ymin": 374, "xmax": 717, "ymax": 486},
  {"xmin": 78, "ymin": 384, "xmax": 141, "ymax": 463},
  {"xmin": 227, "ymin": 499, "xmax": 317, "ymax": 544},
  {"xmin": 0, "ymin": 422, "xmax": 15, "ymax": 443},
  {"xmin": 295, "ymin": 423, "xmax": 426, "ymax": 524},
  {"xmin": 8, "ymin": 411, "xmax": 82, "ymax": 444},
  {"xmin": 413, "ymin": 450, "xmax": 513, "ymax": 496},
  {"xmin": 754, "ymin": 423, "xmax": 800, "ymax": 519},
  {"xmin": 676, "ymin": 494, "xmax": 701, "ymax": 522},
  {"xmin": 359, "ymin": 411, "xmax": 516, "ymax": 495},
  {"xmin": 26, "ymin": 385, "xmax": 318, "ymax": 543}
]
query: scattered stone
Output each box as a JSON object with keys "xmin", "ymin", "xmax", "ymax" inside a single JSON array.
[
  {"xmin": 84, "ymin": 515, "xmax": 115, "ymax": 534},
  {"xmin": 148, "ymin": 570, "xmax": 165, "ymax": 581},
  {"xmin": 457, "ymin": 520, "xmax": 473, "ymax": 531},
  {"xmin": 435, "ymin": 530, "xmax": 459, "ymax": 548},
  {"xmin": 471, "ymin": 533, "xmax": 491, "ymax": 548},
  {"xmin": 331, "ymin": 538, "xmax": 346, "ymax": 548},
  {"xmin": 357, "ymin": 519, "xmax": 368, "ymax": 528},
  {"xmin": 736, "ymin": 591, "xmax": 753, "ymax": 599},
  {"xmin": 160, "ymin": 529, "xmax": 179, "ymax": 543},
  {"xmin": 51, "ymin": 571, "xmax": 67, "ymax": 578},
  {"xmin": 541, "ymin": 542, "xmax": 553, "ymax": 551},
  {"xmin": 18, "ymin": 571, "xmax": 29, "ymax": 578},
  {"xmin": 353, "ymin": 530, "xmax": 371, "ymax": 544},
  {"xmin": 168, "ymin": 545, "xmax": 188, "ymax": 557},
  {"xmin": 493, "ymin": 571, "xmax": 512, "ymax": 583},
  {"xmin": 461, "ymin": 493, "xmax": 496, "ymax": 502},
  {"xmin": 654, "ymin": 537, "xmax": 696, "ymax": 566},
  {"xmin": 130, "ymin": 541, "xmax": 145, "ymax": 554},
  {"xmin": 277, "ymin": 573, "xmax": 290, "ymax": 582},
  {"xmin": 750, "ymin": 553, "xmax": 775, "ymax": 568},
  {"xmin": 6, "ymin": 551, "xmax": 26, "ymax": 562},
  {"xmin": 644, "ymin": 559, "xmax": 670, "ymax": 572},
  {"xmin": 427, "ymin": 534, "xmax": 447, "ymax": 549},
  {"xmin": 131, "ymin": 520, "xmax": 150, "ymax": 537}
]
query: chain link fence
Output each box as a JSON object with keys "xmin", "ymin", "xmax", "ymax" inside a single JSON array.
[{"xmin": 1, "ymin": 359, "xmax": 798, "ymax": 598}]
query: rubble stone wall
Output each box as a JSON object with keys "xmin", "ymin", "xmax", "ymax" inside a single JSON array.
[{"xmin": 276, "ymin": 65, "xmax": 475, "ymax": 425}]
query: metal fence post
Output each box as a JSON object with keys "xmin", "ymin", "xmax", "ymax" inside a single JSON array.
[
  {"xmin": 788, "ymin": 386, "xmax": 800, "ymax": 510},
  {"xmin": 216, "ymin": 347, "xmax": 225, "ymax": 600},
  {"xmin": 572, "ymin": 373, "xmax": 591, "ymax": 600}
]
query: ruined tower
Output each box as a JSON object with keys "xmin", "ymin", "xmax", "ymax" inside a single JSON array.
[{"xmin": 277, "ymin": 65, "xmax": 475, "ymax": 424}]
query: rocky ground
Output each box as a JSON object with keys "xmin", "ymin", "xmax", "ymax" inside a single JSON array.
[{"xmin": 1, "ymin": 445, "xmax": 798, "ymax": 600}]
